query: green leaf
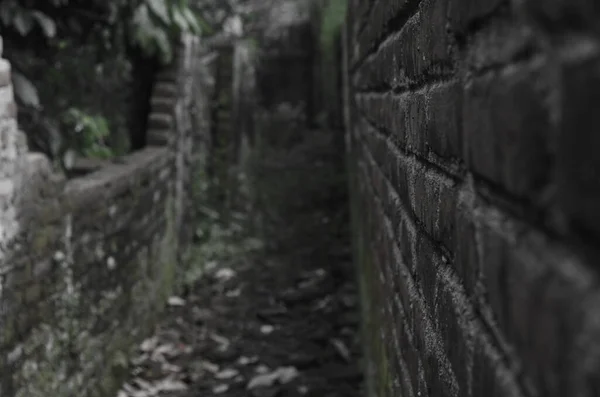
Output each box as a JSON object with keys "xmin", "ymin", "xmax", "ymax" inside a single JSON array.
[
  {"xmin": 172, "ymin": 8, "xmax": 189, "ymax": 32},
  {"xmin": 146, "ymin": 0, "xmax": 170, "ymax": 25},
  {"xmin": 0, "ymin": 3, "xmax": 13, "ymax": 26},
  {"xmin": 32, "ymin": 11, "xmax": 57, "ymax": 38},
  {"xmin": 153, "ymin": 28, "xmax": 173, "ymax": 64},
  {"xmin": 195, "ymin": 15, "xmax": 214, "ymax": 35},
  {"xmin": 131, "ymin": 4, "xmax": 155, "ymax": 52},
  {"xmin": 13, "ymin": 10, "xmax": 34, "ymax": 36},
  {"xmin": 181, "ymin": 7, "xmax": 202, "ymax": 34},
  {"xmin": 11, "ymin": 71, "xmax": 40, "ymax": 108}
]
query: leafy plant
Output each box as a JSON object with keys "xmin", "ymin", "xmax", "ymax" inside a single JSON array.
[
  {"xmin": 319, "ymin": 0, "xmax": 346, "ymax": 53},
  {"xmin": 62, "ymin": 108, "xmax": 114, "ymax": 160},
  {"xmin": 2, "ymin": 0, "xmax": 206, "ymax": 108},
  {"xmin": 0, "ymin": 0, "xmax": 63, "ymax": 38},
  {"xmin": 130, "ymin": 0, "xmax": 203, "ymax": 64},
  {"xmin": 0, "ymin": 0, "xmax": 211, "ymax": 164}
]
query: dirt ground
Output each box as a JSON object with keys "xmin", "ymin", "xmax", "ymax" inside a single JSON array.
[
  {"xmin": 115, "ymin": 115, "xmax": 360, "ymax": 397},
  {"xmin": 116, "ymin": 248, "xmax": 364, "ymax": 397}
]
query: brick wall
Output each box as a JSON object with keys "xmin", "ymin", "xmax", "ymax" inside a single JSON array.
[
  {"xmin": 345, "ymin": 1, "xmax": 600, "ymax": 397},
  {"xmin": 0, "ymin": 35, "xmax": 209, "ymax": 396}
]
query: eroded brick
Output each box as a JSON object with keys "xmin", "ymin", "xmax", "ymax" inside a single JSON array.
[{"xmin": 464, "ymin": 58, "xmax": 553, "ymax": 200}]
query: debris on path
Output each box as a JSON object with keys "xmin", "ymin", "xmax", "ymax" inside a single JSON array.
[{"xmin": 115, "ymin": 254, "xmax": 363, "ymax": 397}]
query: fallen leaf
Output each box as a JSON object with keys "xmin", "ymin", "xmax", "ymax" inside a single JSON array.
[
  {"xmin": 237, "ymin": 356, "xmax": 258, "ymax": 365},
  {"xmin": 161, "ymin": 362, "xmax": 182, "ymax": 373},
  {"xmin": 216, "ymin": 368, "xmax": 240, "ymax": 379},
  {"xmin": 151, "ymin": 344, "xmax": 180, "ymax": 361},
  {"xmin": 140, "ymin": 337, "xmax": 159, "ymax": 352},
  {"xmin": 260, "ymin": 324, "xmax": 275, "ymax": 335},
  {"xmin": 226, "ymin": 288, "xmax": 241, "ymax": 297},
  {"xmin": 215, "ymin": 268, "xmax": 235, "ymax": 280},
  {"xmin": 210, "ymin": 333, "xmax": 231, "ymax": 348},
  {"xmin": 200, "ymin": 360, "xmax": 220, "ymax": 373},
  {"xmin": 155, "ymin": 376, "xmax": 188, "ymax": 392},
  {"xmin": 247, "ymin": 367, "xmax": 299, "ymax": 390},
  {"xmin": 330, "ymin": 338, "xmax": 351, "ymax": 362},
  {"xmin": 131, "ymin": 353, "xmax": 148, "ymax": 366},
  {"xmin": 277, "ymin": 367, "xmax": 299, "ymax": 384},
  {"xmin": 168, "ymin": 296, "xmax": 186, "ymax": 307},
  {"xmin": 205, "ymin": 260, "xmax": 218, "ymax": 272},
  {"xmin": 213, "ymin": 384, "xmax": 229, "ymax": 394},
  {"xmin": 247, "ymin": 372, "xmax": 278, "ymax": 390},
  {"xmin": 133, "ymin": 378, "xmax": 154, "ymax": 391}
]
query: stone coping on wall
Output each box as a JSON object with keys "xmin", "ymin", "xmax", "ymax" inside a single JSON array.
[{"xmin": 65, "ymin": 147, "xmax": 172, "ymax": 209}]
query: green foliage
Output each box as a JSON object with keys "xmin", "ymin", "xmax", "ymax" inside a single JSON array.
[
  {"xmin": 319, "ymin": 0, "xmax": 346, "ymax": 54},
  {"xmin": 130, "ymin": 0, "xmax": 203, "ymax": 64},
  {"xmin": 62, "ymin": 108, "xmax": 115, "ymax": 159},
  {"xmin": 0, "ymin": 0, "xmax": 63, "ymax": 38},
  {"xmin": 11, "ymin": 69, "xmax": 41, "ymax": 108},
  {"xmin": 0, "ymin": 0, "xmax": 210, "ymax": 164},
  {"xmin": 2, "ymin": 0, "xmax": 206, "ymax": 102}
]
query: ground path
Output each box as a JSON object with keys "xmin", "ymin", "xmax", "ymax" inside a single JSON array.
[{"xmin": 116, "ymin": 250, "xmax": 364, "ymax": 397}]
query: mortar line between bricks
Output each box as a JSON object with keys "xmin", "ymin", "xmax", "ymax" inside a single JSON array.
[
  {"xmin": 357, "ymin": 110, "xmax": 464, "ymax": 180},
  {"xmin": 374, "ymin": 179, "xmax": 461, "ymax": 396},
  {"xmin": 389, "ymin": 300, "xmax": 421, "ymax": 397},
  {"xmin": 359, "ymin": 159, "xmax": 459, "ymax": 395},
  {"xmin": 351, "ymin": 29, "xmax": 402, "ymax": 74},
  {"xmin": 388, "ymin": 307, "xmax": 419, "ymax": 397},
  {"xmin": 351, "ymin": 9, "xmax": 421, "ymax": 73},
  {"xmin": 352, "ymin": 67, "xmax": 456, "ymax": 94},
  {"xmin": 360, "ymin": 148, "xmax": 531, "ymax": 397},
  {"xmin": 354, "ymin": 46, "xmax": 537, "ymax": 95},
  {"xmin": 374, "ymin": 172, "xmax": 542, "ymax": 397},
  {"xmin": 359, "ymin": 135, "xmax": 507, "ymax": 357},
  {"xmin": 353, "ymin": 14, "xmax": 537, "ymax": 90},
  {"xmin": 357, "ymin": 98, "xmax": 574, "ymax": 252},
  {"xmin": 464, "ymin": 49, "xmax": 542, "ymax": 82},
  {"xmin": 365, "ymin": 121, "xmax": 600, "ymax": 364},
  {"xmin": 356, "ymin": 127, "xmax": 456, "ymax": 262},
  {"xmin": 384, "ymin": 292, "xmax": 420, "ymax": 397},
  {"xmin": 355, "ymin": 76, "xmax": 455, "ymax": 98},
  {"xmin": 355, "ymin": 0, "xmax": 422, "ymax": 62}
]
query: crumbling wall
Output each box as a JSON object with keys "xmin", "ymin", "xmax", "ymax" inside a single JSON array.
[
  {"xmin": 346, "ymin": 1, "xmax": 600, "ymax": 397},
  {"xmin": 0, "ymin": 34, "xmax": 209, "ymax": 397}
]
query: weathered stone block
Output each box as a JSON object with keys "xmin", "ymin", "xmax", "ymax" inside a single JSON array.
[
  {"xmin": 476, "ymin": 204, "xmax": 597, "ymax": 397},
  {"xmin": 463, "ymin": 59, "xmax": 552, "ymax": 200},
  {"xmin": 556, "ymin": 54, "xmax": 600, "ymax": 236},
  {"xmin": 471, "ymin": 333, "xmax": 524, "ymax": 397},
  {"xmin": 425, "ymin": 80, "xmax": 463, "ymax": 159}
]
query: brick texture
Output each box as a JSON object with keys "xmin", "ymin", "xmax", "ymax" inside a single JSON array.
[
  {"xmin": 0, "ymin": 35, "xmax": 209, "ymax": 397},
  {"xmin": 345, "ymin": 1, "xmax": 600, "ymax": 396}
]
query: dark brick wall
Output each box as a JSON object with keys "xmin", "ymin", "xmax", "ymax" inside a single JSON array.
[
  {"xmin": 0, "ymin": 35, "xmax": 209, "ymax": 397},
  {"xmin": 345, "ymin": 1, "xmax": 600, "ymax": 397}
]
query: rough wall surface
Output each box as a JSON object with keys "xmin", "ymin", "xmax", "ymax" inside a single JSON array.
[
  {"xmin": 345, "ymin": 1, "xmax": 600, "ymax": 397},
  {"xmin": 0, "ymin": 35, "xmax": 208, "ymax": 397}
]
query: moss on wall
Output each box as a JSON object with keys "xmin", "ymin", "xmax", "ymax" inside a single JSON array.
[{"xmin": 315, "ymin": 0, "xmax": 346, "ymax": 128}]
